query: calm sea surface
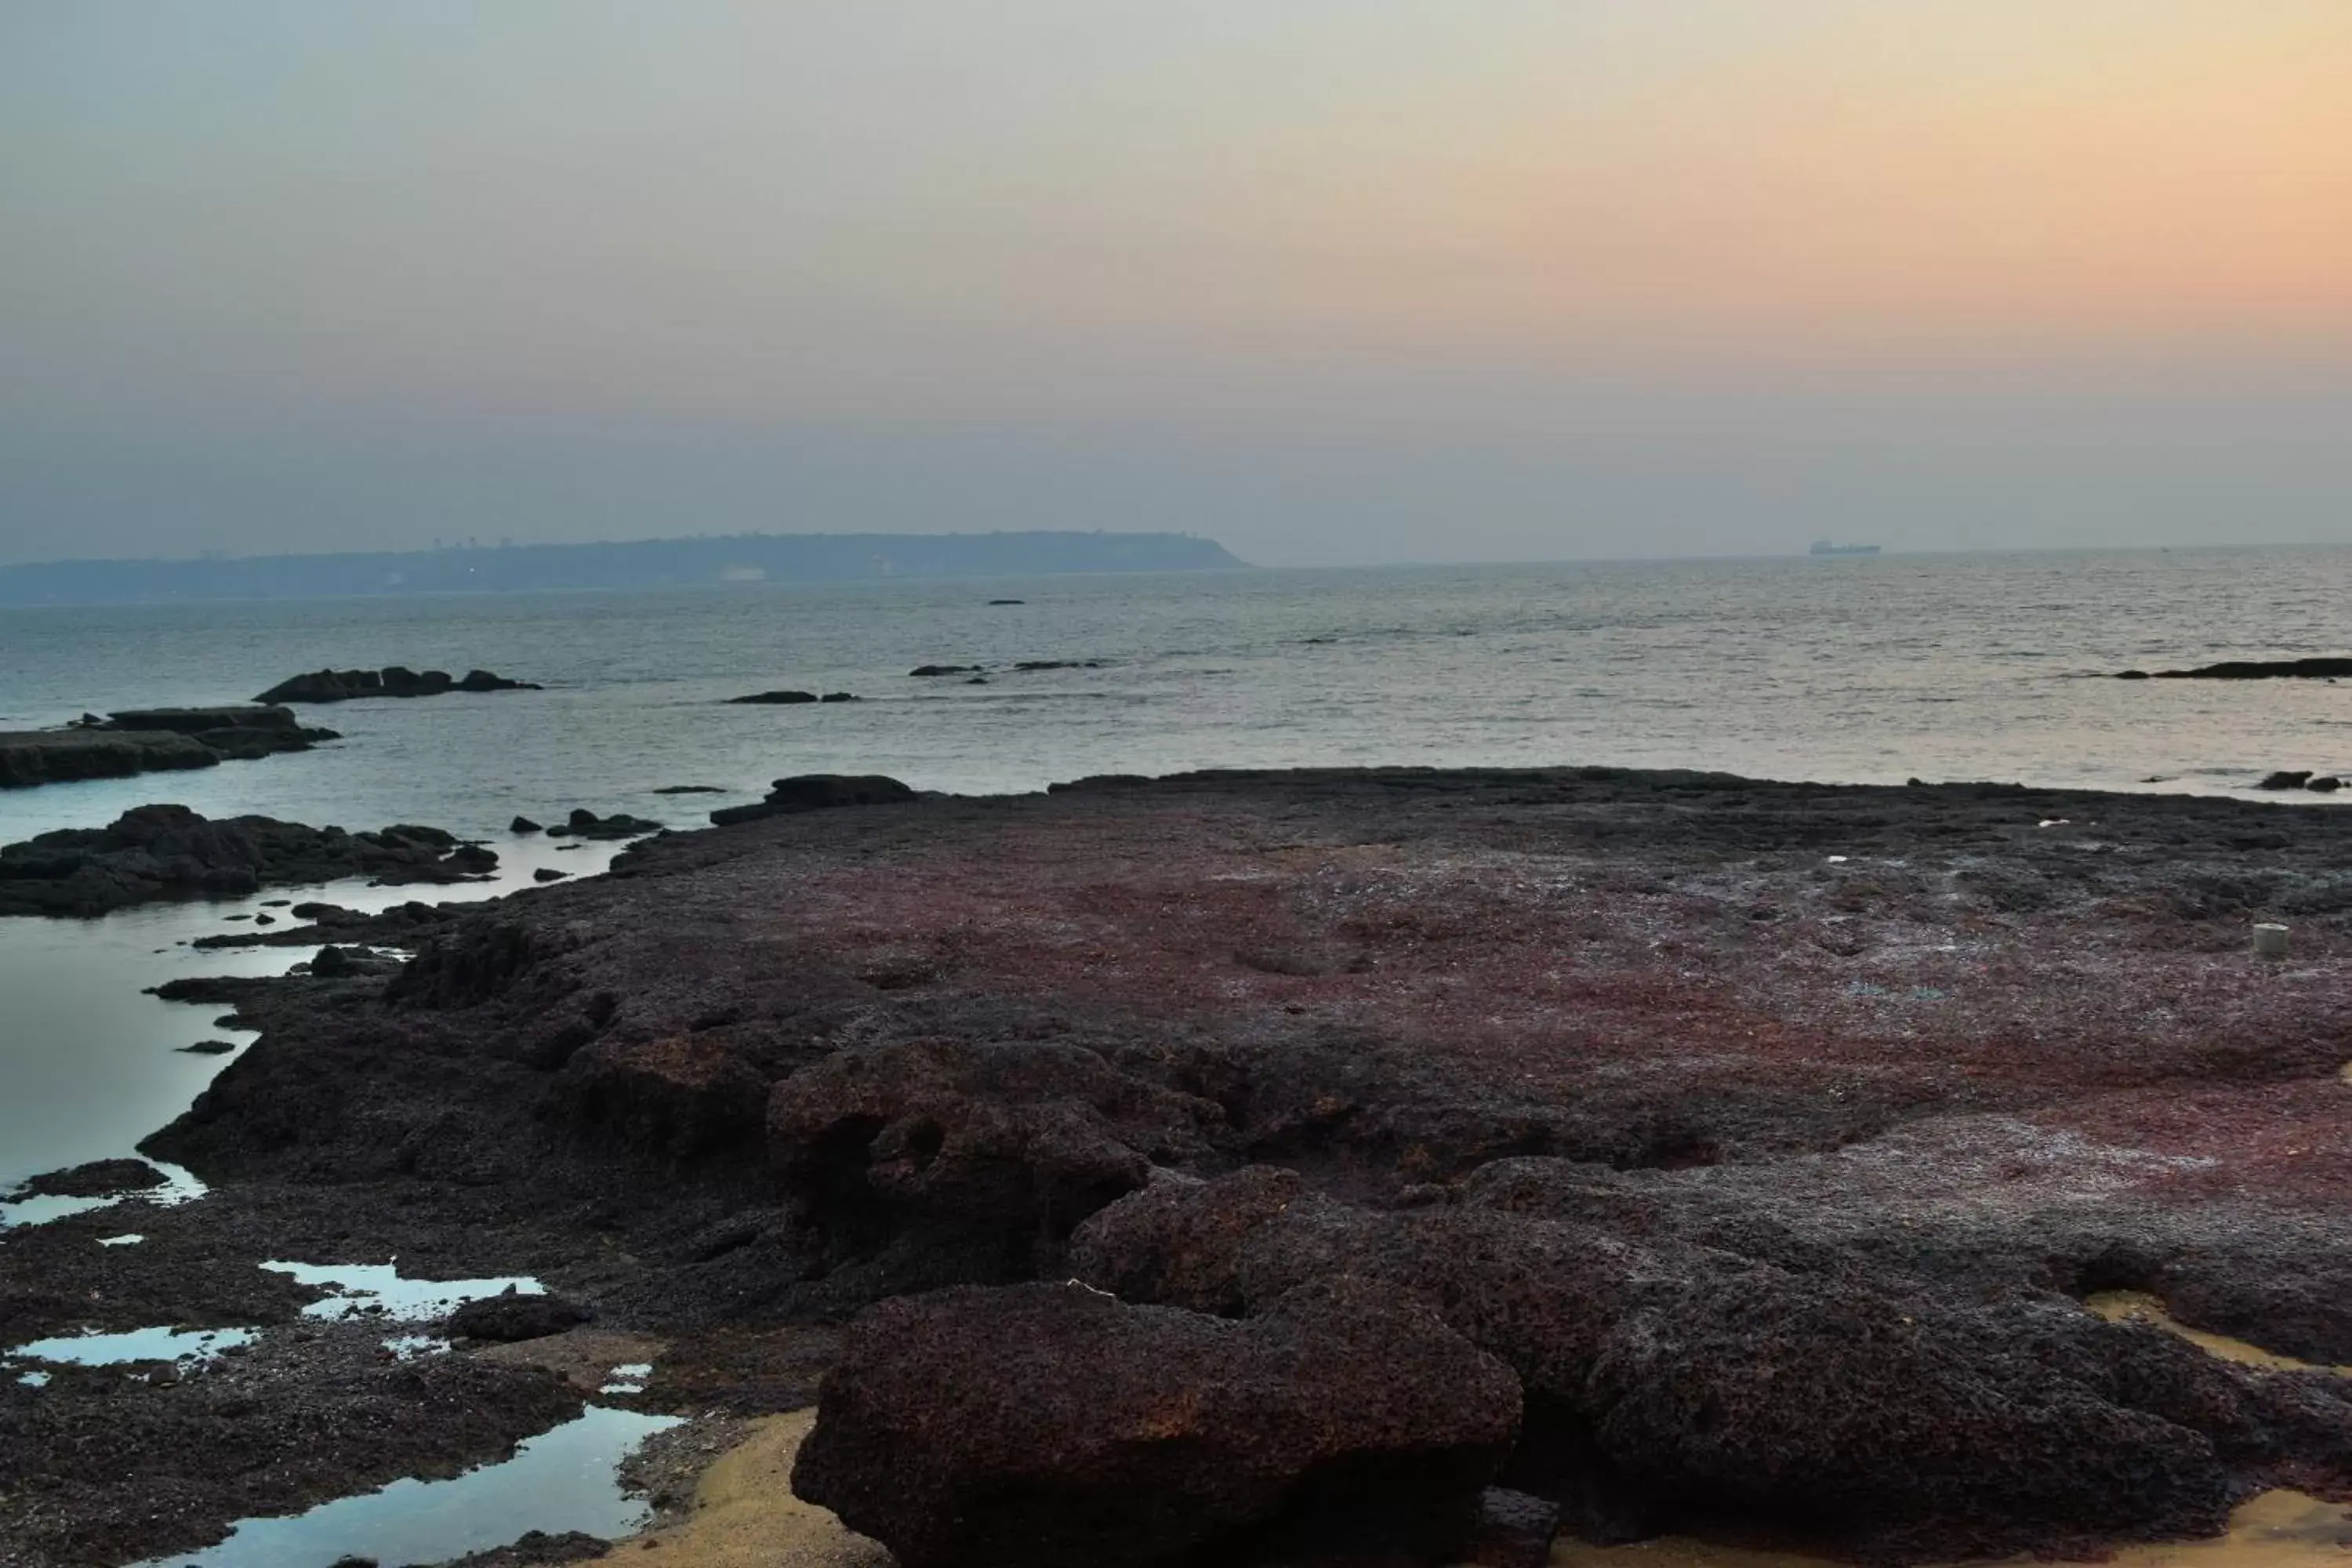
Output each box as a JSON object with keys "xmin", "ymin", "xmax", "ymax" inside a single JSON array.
[{"xmin": 6, "ymin": 546, "xmax": 2350, "ymax": 1189}]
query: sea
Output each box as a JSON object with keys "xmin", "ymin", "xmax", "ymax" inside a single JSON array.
[{"xmin": 5, "ymin": 545, "xmax": 2350, "ymax": 1559}]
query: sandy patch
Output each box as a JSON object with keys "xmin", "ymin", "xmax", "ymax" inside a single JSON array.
[{"xmin": 622, "ymin": 1410, "xmax": 889, "ymax": 1568}]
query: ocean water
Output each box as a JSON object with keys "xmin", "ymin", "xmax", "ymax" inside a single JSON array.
[
  {"xmin": 5, "ymin": 547, "xmax": 2350, "ymax": 1195},
  {"xmin": 5, "ymin": 549, "xmax": 2351, "ymax": 853}
]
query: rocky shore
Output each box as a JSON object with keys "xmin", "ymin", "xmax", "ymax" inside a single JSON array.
[
  {"xmin": 8, "ymin": 768, "xmax": 2352, "ymax": 1566},
  {"xmin": 0, "ymin": 706, "xmax": 336, "ymax": 789}
]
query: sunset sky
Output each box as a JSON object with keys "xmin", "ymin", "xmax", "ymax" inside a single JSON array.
[{"xmin": 4, "ymin": 2, "xmax": 2347, "ymax": 563}]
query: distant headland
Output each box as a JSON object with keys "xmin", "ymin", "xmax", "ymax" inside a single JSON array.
[{"xmin": 0, "ymin": 529, "xmax": 1249, "ymax": 608}]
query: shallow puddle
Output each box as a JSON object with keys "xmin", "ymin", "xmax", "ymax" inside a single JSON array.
[
  {"xmin": 261, "ymin": 1261, "xmax": 545, "ymax": 1321},
  {"xmin": 2084, "ymin": 1291, "xmax": 2351, "ymax": 1375},
  {"xmin": 122, "ymin": 1406, "xmax": 681, "ymax": 1568},
  {"xmin": 7, "ymin": 1324, "xmax": 255, "ymax": 1367}
]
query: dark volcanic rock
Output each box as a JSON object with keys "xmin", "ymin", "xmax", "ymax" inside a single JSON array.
[
  {"xmin": 708, "ymin": 774, "xmax": 916, "ymax": 827},
  {"xmin": 0, "ymin": 805, "xmax": 492, "ymax": 917},
  {"xmin": 1012, "ymin": 659, "xmax": 1102, "ymax": 671},
  {"xmin": 2260, "ymin": 771, "xmax": 2314, "ymax": 791},
  {"xmin": 649, "ymin": 786, "xmax": 726, "ymax": 795},
  {"xmin": 544, "ymin": 808, "xmax": 662, "ymax": 840},
  {"xmin": 37, "ymin": 766, "xmax": 2352, "ymax": 1567},
  {"xmin": 728, "ymin": 690, "xmax": 818, "ymax": 704},
  {"xmin": 1464, "ymin": 1489, "xmax": 1563, "ymax": 1568},
  {"xmin": 533, "ymin": 867, "xmax": 570, "ymax": 882},
  {"xmin": 792, "ymin": 1278, "xmax": 1522, "ymax": 1568},
  {"xmin": 1, "ymin": 706, "xmax": 333, "ymax": 789},
  {"xmin": 179, "ymin": 1040, "xmax": 240, "ymax": 1055},
  {"xmin": 768, "ymin": 1038, "xmax": 1216, "ymax": 1294},
  {"xmin": 908, "ymin": 664, "xmax": 981, "ymax": 677},
  {"xmin": 253, "ymin": 666, "xmax": 540, "ymax": 703},
  {"xmin": 2148, "ymin": 657, "xmax": 2352, "ymax": 681},
  {"xmin": 1069, "ymin": 1169, "xmax": 2281, "ymax": 1561},
  {"xmin": 819, "ymin": 691, "xmax": 858, "ymax": 703},
  {"xmin": 437, "ymin": 1530, "xmax": 612, "ymax": 1568},
  {"xmin": 446, "ymin": 1289, "xmax": 591, "ymax": 1342},
  {"xmin": 14, "ymin": 1158, "xmax": 169, "ymax": 1198},
  {"xmin": 2310, "ymin": 776, "xmax": 2343, "ymax": 793},
  {"xmin": 510, "ymin": 815, "xmax": 543, "ymax": 833}
]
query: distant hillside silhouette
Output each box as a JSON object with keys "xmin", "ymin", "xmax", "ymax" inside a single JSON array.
[{"xmin": 0, "ymin": 530, "xmax": 1248, "ymax": 607}]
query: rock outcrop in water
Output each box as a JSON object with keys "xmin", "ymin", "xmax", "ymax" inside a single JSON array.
[
  {"xmin": 2122, "ymin": 657, "xmax": 2352, "ymax": 681},
  {"xmin": 0, "ymin": 706, "xmax": 336, "ymax": 789},
  {"xmin": 21, "ymin": 768, "xmax": 2352, "ymax": 1567},
  {"xmin": 252, "ymin": 667, "xmax": 540, "ymax": 703},
  {"xmin": 707, "ymin": 774, "xmax": 916, "ymax": 826},
  {"xmin": 0, "ymin": 804, "xmax": 495, "ymax": 916}
]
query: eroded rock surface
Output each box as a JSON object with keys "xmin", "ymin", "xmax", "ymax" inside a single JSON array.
[{"xmin": 792, "ymin": 1278, "xmax": 1522, "ymax": 1568}]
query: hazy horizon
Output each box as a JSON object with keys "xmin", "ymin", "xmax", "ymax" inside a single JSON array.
[{"xmin": 5, "ymin": 3, "xmax": 2347, "ymax": 568}]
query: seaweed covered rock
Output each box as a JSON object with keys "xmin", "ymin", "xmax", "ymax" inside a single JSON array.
[{"xmin": 791, "ymin": 1277, "xmax": 1523, "ymax": 1568}]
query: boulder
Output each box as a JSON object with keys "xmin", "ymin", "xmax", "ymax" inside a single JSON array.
[
  {"xmin": 728, "ymin": 690, "xmax": 818, "ymax": 705},
  {"xmin": 446, "ymin": 1289, "xmax": 592, "ymax": 1342},
  {"xmin": 1012, "ymin": 659, "xmax": 1102, "ymax": 672},
  {"xmin": 908, "ymin": 665, "xmax": 981, "ymax": 677},
  {"xmin": 791, "ymin": 1278, "xmax": 1523, "ymax": 1568},
  {"xmin": 178, "ymin": 1040, "xmax": 239, "ymax": 1055},
  {"xmin": 533, "ymin": 867, "xmax": 569, "ymax": 882},
  {"xmin": 820, "ymin": 691, "xmax": 858, "ymax": 702},
  {"xmin": 2259, "ymin": 771, "xmax": 2314, "ymax": 791},
  {"xmin": 709, "ymin": 775, "xmax": 916, "ymax": 827},
  {"xmin": 2310, "ymin": 777, "xmax": 2343, "ymax": 793},
  {"xmin": 510, "ymin": 816, "xmax": 544, "ymax": 833}
]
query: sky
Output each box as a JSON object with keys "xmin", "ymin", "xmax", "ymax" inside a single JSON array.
[{"xmin": 2, "ymin": 2, "xmax": 2347, "ymax": 566}]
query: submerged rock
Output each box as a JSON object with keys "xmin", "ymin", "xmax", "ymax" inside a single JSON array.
[
  {"xmin": 708, "ymin": 775, "xmax": 916, "ymax": 826},
  {"xmin": 2260, "ymin": 771, "xmax": 2314, "ymax": 791},
  {"xmin": 253, "ymin": 667, "xmax": 540, "ymax": 703},
  {"xmin": 543, "ymin": 808, "xmax": 662, "ymax": 840},
  {"xmin": 728, "ymin": 690, "xmax": 818, "ymax": 704},
  {"xmin": 908, "ymin": 664, "xmax": 982, "ymax": 677},
  {"xmin": 793, "ymin": 1278, "xmax": 1522, "ymax": 1568}
]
